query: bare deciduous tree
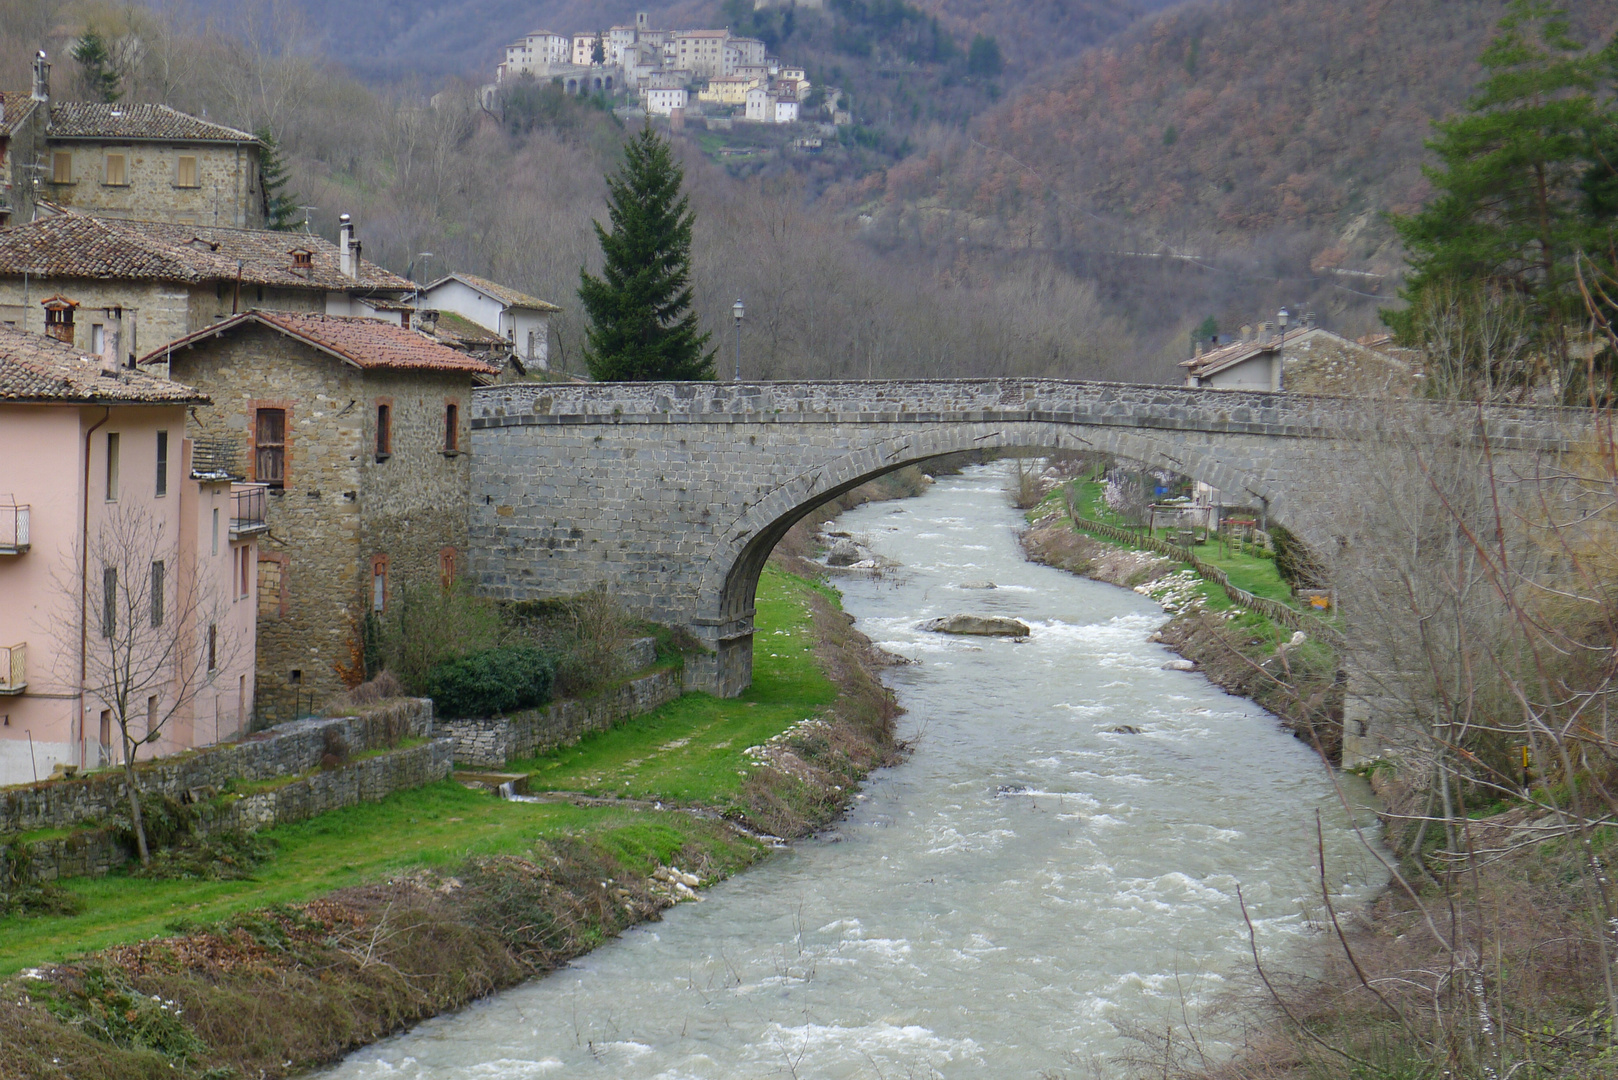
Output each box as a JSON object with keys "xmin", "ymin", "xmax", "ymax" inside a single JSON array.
[{"xmin": 59, "ymin": 503, "xmax": 237, "ymax": 865}]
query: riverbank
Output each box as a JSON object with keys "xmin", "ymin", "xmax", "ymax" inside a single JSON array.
[
  {"xmin": 0, "ymin": 567, "xmax": 901, "ymax": 1080},
  {"xmin": 1019, "ymin": 486, "xmax": 1343, "ymax": 761}
]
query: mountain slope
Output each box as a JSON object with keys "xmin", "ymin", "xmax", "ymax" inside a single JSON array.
[{"xmin": 850, "ymin": 0, "xmax": 1618, "ymax": 325}]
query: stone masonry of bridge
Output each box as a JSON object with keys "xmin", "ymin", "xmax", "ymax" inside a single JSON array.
[{"xmin": 468, "ymin": 379, "xmax": 1574, "ymax": 759}]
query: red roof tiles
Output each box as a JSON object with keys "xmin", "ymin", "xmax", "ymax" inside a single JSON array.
[{"xmin": 144, "ymin": 311, "xmax": 500, "ymax": 377}]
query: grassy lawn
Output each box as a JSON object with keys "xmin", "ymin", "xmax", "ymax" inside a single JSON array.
[
  {"xmin": 0, "ymin": 567, "xmax": 833, "ymax": 976},
  {"xmin": 512, "ymin": 566, "xmax": 834, "ymax": 804},
  {"xmin": 1068, "ymin": 480, "xmax": 1298, "ymax": 608}
]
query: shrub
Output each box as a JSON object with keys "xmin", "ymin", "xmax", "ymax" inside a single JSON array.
[
  {"xmin": 380, "ymin": 581, "xmax": 508, "ymax": 693},
  {"xmin": 421, "ymin": 645, "xmax": 556, "ymax": 719}
]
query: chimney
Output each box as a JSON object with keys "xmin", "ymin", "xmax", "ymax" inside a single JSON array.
[
  {"xmin": 1259, "ymin": 321, "xmax": 1273, "ymax": 344},
  {"xmin": 31, "ymin": 50, "xmax": 50, "ymax": 102},
  {"xmin": 338, "ymin": 213, "xmax": 356, "ymax": 279},
  {"xmin": 1239, "ymin": 324, "xmax": 1253, "ymax": 343},
  {"xmin": 1305, "ymin": 310, "xmax": 1317, "ymax": 330}
]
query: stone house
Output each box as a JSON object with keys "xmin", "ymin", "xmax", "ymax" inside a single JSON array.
[
  {"xmin": 418, "ymin": 272, "xmax": 559, "ymax": 373},
  {"xmin": 697, "ymin": 76, "xmax": 758, "ymax": 107},
  {"xmin": 2, "ymin": 53, "xmax": 266, "ymax": 229},
  {"xmin": 0, "ymin": 212, "xmax": 411, "ymax": 363},
  {"xmin": 1180, "ymin": 317, "xmax": 1418, "ymax": 395},
  {"xmin": 0, "ymin": 324, "xmax": 260, "ymax": 785},
  {"xmin": 143, "ymin": 311, "xmax": 498, "ymax": 717},
  {"xmin": 498, "ymin": 30, "xmax": 572, "ymax": 81}
]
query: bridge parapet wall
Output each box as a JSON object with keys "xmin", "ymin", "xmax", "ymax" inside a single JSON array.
[{"xmin": 472, "ymin": 379, "xmax": 1573, "ymax": 451}]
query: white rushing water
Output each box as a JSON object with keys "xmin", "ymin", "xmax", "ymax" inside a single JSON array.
[{"xmin": 317, "ymin": 463, "xmax": 1385, "ymax": 1079}]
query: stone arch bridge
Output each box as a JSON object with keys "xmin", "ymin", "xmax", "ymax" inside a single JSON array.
[{"xmin": 469, "ymin": 379, "xmax": 1575, "ymax": 697}]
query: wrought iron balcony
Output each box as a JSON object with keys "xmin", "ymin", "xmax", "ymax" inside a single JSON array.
[
  {"xmin": 0, "ymin": 500, "xmax": 29, "ymax": 554},
  {"xmin": 231, "ymin": 483, "xmax": 269, "ymax": 537},
  {"xmin": 0, "ymin": 642, "xmax": 25, "ymax": 695}
]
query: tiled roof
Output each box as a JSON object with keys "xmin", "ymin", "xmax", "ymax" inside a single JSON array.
[
  {"xmin": 429, "ymin": 310, "xmax": 507, "ymax": 347},
  {"xmin": 47, "ymin": 103, "xmax": 256, "ymax": 143},
  {"xmin": 0, "ymin": 215, "xmax": 413, "ymax": 292},
  {"xmin": 0, "ymin": 91, "xmax": 39, "ymax": 137},
  {"xmin": 427, "ymin": 271, "xmax": 561, "ymax": 312},
  {"xmin": 0, "ymin": 324, "xmax": 207, "ymax": 404},
  {"xmin": 143, "ymin": 311, "xmax": 500, "ymax": 377}
]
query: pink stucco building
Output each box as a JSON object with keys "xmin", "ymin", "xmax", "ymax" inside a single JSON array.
[{"xmin": 0, "ymin": 325, "xmax": 260, "ymax": 786}]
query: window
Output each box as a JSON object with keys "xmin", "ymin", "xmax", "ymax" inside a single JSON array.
[
  {"xmin": 155, "ymin": 430, "xmax": 168, "ymax": 497},
  {"xmin": 375, "ymin": 403, "xmax": 392, "ymax": 460},
  {"xmin": 444, "ymin": 403, "xmax": 459, "ymax": 452},
  {"xmin": 105, "ymin": 432, "xmax": 120, "ymax": 501},
  {"xmin": 239, "ymin": 547, "xmax": 250, "ymax": 598},
  {"xmin": 289, "ymin": 669, "xmax": 302, "ymax": 686},
  {"xmin": 51, "ymin": 151, "xmax": 71, "ymax": 184},
  {"xmin": 150, "ymin": 561, "xmax": 164, "ymax": 627},
  {"xmin": 207, "ymin": 623, "xmax": 217, "ymax": 672},
  {"xmin": 212, "ymin": 507, "xmax": 220, "ymax": 556},
  {"xmin": 258, "ymin": 554, "xmax": 286, "ymax": 616},
  {"xmin": 371, "ymin": 554, "xmax": 389, "ymax": 612},
  {"xmin": 176, "ymin": 155, "xmax": 199, "ymax": 188},
  {"xmin": 102, "ymin": 566, "xmax": 117, "ymax": 638},
  {"xmin": 439, "ymin": 547, "xmax": 457, "ymax": 589},
  {"xmin": 91, "ymin": 323, "xmax": 105, "ymax": 354},
  {"xmin": 104, "ymin": 153, "xmax": 128, "ymax": 186},
  {"xmin": 146, "ymin": 695, "xmax": 157, "ymax": 740},
  {"xmin": 44, "ymin": 299, "xmax": 75, "ymax": 343},
  {"xmin": 99, "ymin": 710, "xmax": 112, "ymax": 755},
  {"xmin": 254, "ymin": 408, "xmax": 286, "ymax": 487}
]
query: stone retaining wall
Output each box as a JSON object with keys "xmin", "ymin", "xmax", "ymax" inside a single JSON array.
[
  {"xmin": 20, "ymin": 739, "xmax": 454, "ymax": 882},
  {"xmin": 437, "ymin": 668, "xmax": 683, "ymax": 768},
  {"xmin": 1, "ymin": 699, "xmax": 433, "ymax": 834}
]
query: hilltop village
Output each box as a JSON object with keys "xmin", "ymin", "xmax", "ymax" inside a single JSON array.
[{"xmin": 492, "ymin": 10, "xmax": 843, "ymax": 125}]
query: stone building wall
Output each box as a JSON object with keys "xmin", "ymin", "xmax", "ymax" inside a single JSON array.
[
  {"xmin": 0, "ymin": 698, "xmax": 432, "ymax": 833},
  {"xmin": 20, "ymin": 736, "xmax": 453, "ymax": 882},
  {"xmin": 0, "ymin": 278, "xmax": 189, "ymax": 355},
  {"xmin": 356, "ymin": 367, "xmax": 475, "ymax": 603},
  {"xmin": 42, "ymin": 141, "xmax": 264, "ymax": 229},
  {"xmin": 437, "ymin": 667, "xmax": 683, "ymax": 768},
  {"xmin": 167, "ymin": 325, "xmax": 477, "ymax": 713},
  {"xmin": 0, "ymin": 278, "xmax": 327, "ymax": 357},
  {"xmin": 168, "ymin": 325, "xmax": 367, "ymax": 706}
]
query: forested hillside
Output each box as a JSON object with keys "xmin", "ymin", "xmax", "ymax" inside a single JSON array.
[{"xmin": 849, "ymin": 0, "xmax": 1618, "ymax": 340}]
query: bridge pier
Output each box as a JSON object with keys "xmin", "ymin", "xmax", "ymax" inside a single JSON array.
[{"xmin": 683, "ymin": 625, "xmax": 754, "ymax": 697}]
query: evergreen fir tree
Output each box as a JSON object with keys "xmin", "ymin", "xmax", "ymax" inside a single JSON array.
[
  {"xmin": 579, "ymin": 128, "xmax": 715, "ymax": 381},
  {"xmin": 592, "ymin": 31, "xmax": 606, "ymax": 65},
  {"xmin": 1386, "ymin": 0, "xmax": 1617, "ymax": 391},
  {"xmin": 71, "ymin": 30, "xmax": 121, "ymax": 103},
  {"xmin": 255, "ymin": 128, "xmax": 303, "ymax": 232}
]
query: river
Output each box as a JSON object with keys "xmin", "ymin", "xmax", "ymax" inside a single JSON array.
[{"xmin": 317, "ymin": 462, "xmax": 1385, "ymax": 1079}]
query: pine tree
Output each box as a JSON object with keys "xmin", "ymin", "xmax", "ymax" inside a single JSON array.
[
  {"xmin": 71, "ymin": 30, "xmax": 121, "ymax": 103},
  {"xmin": 579, "ymin": 128, "xmax": 715, "ymax": 381},
  {"xmin": 1386, "ymin": 1, "xmax": 1617, "ymax": 392},
  {"xmin": 255, "ymin": 128, "xmax": 302, "ymax": 232},
  {"xmin": 592, "ymin": 31, "xmax": 606, "ymax": 65}
]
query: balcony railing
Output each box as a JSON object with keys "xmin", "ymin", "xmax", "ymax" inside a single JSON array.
[
  {"xmin": 231, "ymin": 483, "xmax": 269, "ymax": 537},
  {"xmin": 0, "ymin": 642, "xmax": 25, "ymax": 694},
  {"xmin": 0, "ymin": 501, "xmax": 29, "ymax": 554}
]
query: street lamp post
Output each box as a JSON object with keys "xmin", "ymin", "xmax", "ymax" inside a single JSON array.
[
  {"xmin": 732, "ymin": 298, "xmax": 745, "ymax": 382},
  {"xmin": 1274, "ymin": 306, "xmax": 1290, "ymax": 392}
]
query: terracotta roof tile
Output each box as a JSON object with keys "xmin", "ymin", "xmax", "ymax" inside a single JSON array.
[
  {"xmin": 143, "ymin": 311, "xmax": 500, "ymax": 377},
  {"xmin": 0, "ymin": 91, "xmax": 39, "ymax": 138},
  {"xmin": 47, "ymin": 102, "xmax": 257, "ymax": 143},
  {"xmin": 0, "ymin": 215, "xmax": 413, "ymax": 292},
  {"xmin": 0, "ymin": 324, "xmax": 206, "ymax": 404},
  {"xmin": 427, "ymin": 271, "xmax": 560, "ymax": 312}
]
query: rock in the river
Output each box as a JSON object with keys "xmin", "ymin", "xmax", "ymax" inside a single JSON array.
[
  {"xmin": 958, "ymin": 581, "xmax": 997, "ymax": 590},
  {"xmin": 921, "ymin": 614, "xmax": 1031, "ymax": 637},
  {"xmin": 827, "ymin": 539, "xmax": 862, "ymax": 566},
  {"xmin": 1108, "ymin": 725, "xmax": 1143, "ymax": 734},
  {"xmin": 1161, "ymin": 658, "xmax": 1196, "ymax": 671}
]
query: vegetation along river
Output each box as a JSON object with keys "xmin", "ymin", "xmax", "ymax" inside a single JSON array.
[{"xmin": 318, "ymin": 462, "xmax": 1386, "ymax": 1078}]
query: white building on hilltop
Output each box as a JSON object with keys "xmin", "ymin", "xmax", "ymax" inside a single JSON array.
[
  {"xmin": 646, "ymin": 87, "xmax": 689, "ymax": 116},
  {"xmin": 498, "ymin": 30, "xmax": 572, "ymax": 80}
]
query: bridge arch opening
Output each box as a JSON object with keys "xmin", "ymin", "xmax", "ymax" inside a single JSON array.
[{"xmin": 700, "ymin": 425, "xmax": 1281, "ymax": 697}]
